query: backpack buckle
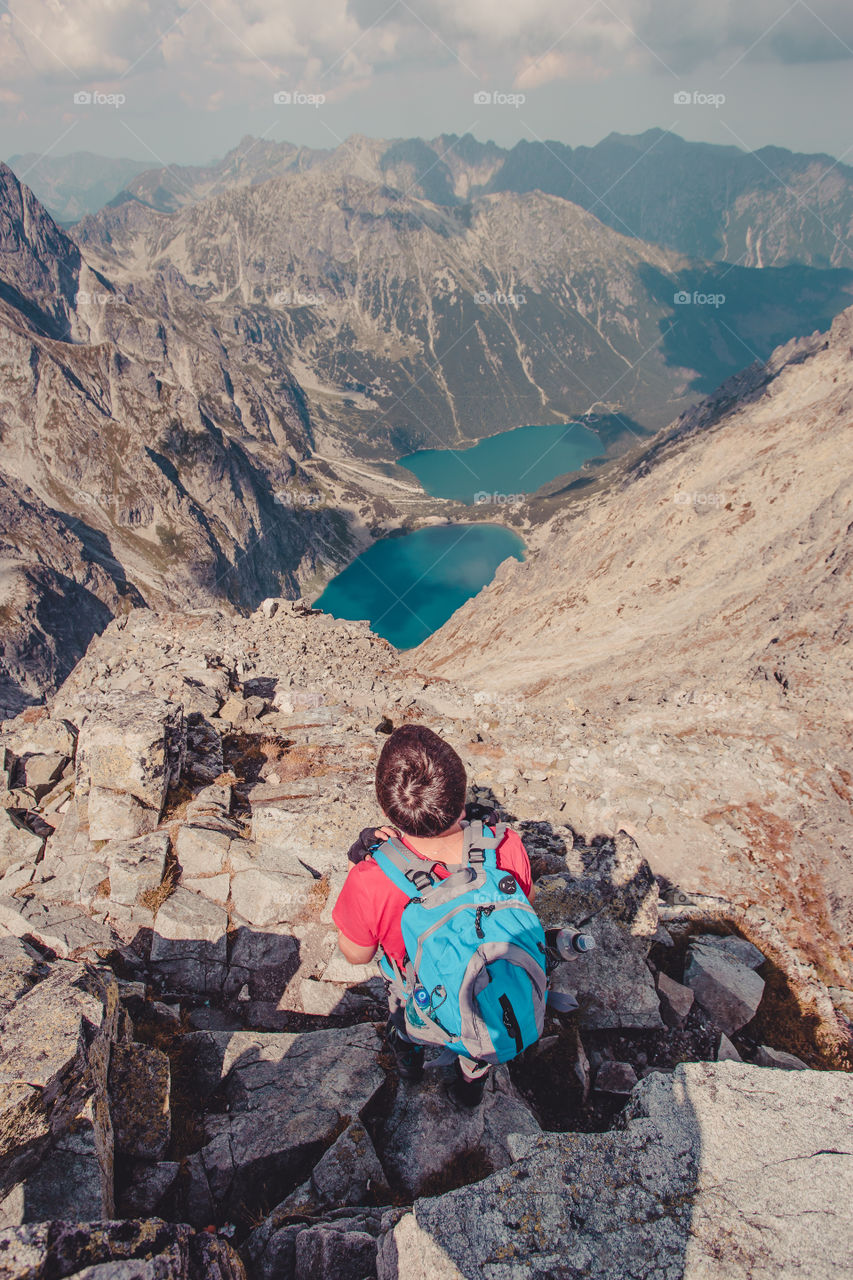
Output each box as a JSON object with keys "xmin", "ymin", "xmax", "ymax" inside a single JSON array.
[
  {"xmin": 407, "ymin": 868, "xmax": 434, "ymax": 892},
  {"xmin": 467, "ymin": 847, "xmax": 486, "ymax": 866}
]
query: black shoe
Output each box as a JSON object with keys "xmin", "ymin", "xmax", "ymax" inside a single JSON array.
[
  {"xmin": 387, "ymin": 1024, "xmax": 425, "ymax": 1082},
  {"xmin": 447, "ymin": 1060, "xmax": 488, "ymax": 1108}
]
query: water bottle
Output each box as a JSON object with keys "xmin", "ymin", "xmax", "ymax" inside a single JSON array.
[
  {"xmin": 555, "ymin": 928, "xmax": 596, "ymax": 959},
  {"xmin": 412, "ymin": 985, "xmax": 431, "ymax": 1010}
]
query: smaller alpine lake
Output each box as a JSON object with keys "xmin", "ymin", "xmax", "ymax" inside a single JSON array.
[
  {"xmin": 313, "ymin": 523, "xmax": 525, "ymax": 649},
  {"xmin": 397, "ymin": 420, "xmax": 604, "ymax": 503}
]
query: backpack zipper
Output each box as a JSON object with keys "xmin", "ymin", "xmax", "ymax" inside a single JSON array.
[{"xmin": 474, "ymin": 904, "xmax": 496, "ymax": 938}]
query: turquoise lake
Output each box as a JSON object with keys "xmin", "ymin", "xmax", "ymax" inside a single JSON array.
[
  {"xmin": 314, "ymin": 524, "xmax": 525, "ymax": 649},
  {"xmin": 397, "ymin": 420, "xmax": 604, "ymax": 503}
]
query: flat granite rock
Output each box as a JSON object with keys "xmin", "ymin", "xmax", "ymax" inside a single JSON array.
[{"xmin": 377, "ymin": 1062, "xmax": 853, "ymax": 1280}]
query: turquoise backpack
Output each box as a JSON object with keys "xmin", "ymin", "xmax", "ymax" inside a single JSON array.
[{"xmin": 371, "ymin": 819, "xmax": 552, "ymax": 1064}]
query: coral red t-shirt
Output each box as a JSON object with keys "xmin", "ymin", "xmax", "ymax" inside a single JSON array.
[{"xmin": 332, "ymin": 828, "xmax": 533, "ymax": 969}]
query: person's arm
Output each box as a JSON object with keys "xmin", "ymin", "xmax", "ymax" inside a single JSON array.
[{"xmin": 336, "ymin": 931, "xmax": 378, "ymax": 965}]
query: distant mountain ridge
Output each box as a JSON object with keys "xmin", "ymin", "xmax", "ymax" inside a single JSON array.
[
  {"xmin": 73, "ymin": 162, "xmax": 853, "ymax": 453},
  {"xmin": 6, "ymin": 151, "xmax": 150, "ymax": 225},
  {"xmin": 12, "ymin": 129, "xmax": 853, "ymax": 268}
]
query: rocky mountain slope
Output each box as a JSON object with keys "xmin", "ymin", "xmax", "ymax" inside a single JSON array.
[
  {"xmin": 415, "ymin": 308, "xmax": 853, "ymax": 992},
  {"xmin": 33, "ymin": 129, "xmax": 853, "ymax": 269},
  {"xmin": 75, "ymin": 162, "xmax": 853, "ymax": 453},
  {"xmin": 0, "ymin": 163, "xmax": 418, "ymax": 714},
  {"xmin": 0, "ymin": 601, "xmax": 850, "ymax": 1278}
]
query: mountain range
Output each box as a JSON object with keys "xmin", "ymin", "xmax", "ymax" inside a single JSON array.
[
  {"xmin": 12, "ymin": 130, "xmax": 853, "ymax": 271},
  {"xmin": 73, "ymin": 153, "xmax": 853, "ymax": 454}
]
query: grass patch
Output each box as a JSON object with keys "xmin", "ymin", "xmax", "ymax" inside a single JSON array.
[{"xmin": 140, "ymin": 862, "xmax": 179, "ymax": 913}]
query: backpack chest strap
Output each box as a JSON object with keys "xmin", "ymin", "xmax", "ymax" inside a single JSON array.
[{"xmin": 371, "ymin": 838, "xmax": 440, "ymax": 898}]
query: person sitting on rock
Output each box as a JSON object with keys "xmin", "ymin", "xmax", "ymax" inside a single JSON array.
[{"xmin": 332, "ymin": 723, "xmax": 535, "ymax": 1107}]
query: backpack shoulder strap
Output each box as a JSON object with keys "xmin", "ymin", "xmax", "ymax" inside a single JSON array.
[
  {"xmin": 462, "ymin": 818, "xmax": 507, "ymax": 871},
  {"xmin": 370, "ymin": 836, "xmax": 440, "ymax": 898}
]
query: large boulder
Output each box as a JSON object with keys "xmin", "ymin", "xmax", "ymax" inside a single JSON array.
[
  {"xmin": 75, "ymin": 693, "xmax": 185, "ymax": 841},
  {"xmin": 149, "ymin": 888, "xmax": 229, "ymax": 995},
  {"xmin": 108, "ymin": 1043, "xmax": 171, "ymax": 1160},
  {"xmin": 179, "ymin": 1023, "xmax": 385, "ymax": 1224},
  {"xmin": 536, "ymin": 832, "xmax": 663, "ymax": 1029},
  {"xmin": 0, "ymin": 810, "xmax": 44, "ymax": 876},
  {"xmin": 0, "ymin": 965, "xmax": 119, "ymax": 1212},
  {"xmin": 378, "ymin": 1066, "xmax": 541, "ymax": 1200},
  {"xmin": 684, "ymin": 942, "xmax": 765, "ymax": 1035},
  {"xmin": 0, "ymin": 937, "xmax": 47, "ymax": 1016},
  {"xmin": 105, "ymin": 832, "xmax": 170, "ymax": 908},
  {"xmin": 377, "ymin": 1062, "xmax": 853, "ymax": 1280}
]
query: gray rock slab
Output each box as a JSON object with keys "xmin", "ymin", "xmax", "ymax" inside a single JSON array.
[
  {"xmin": 717, "ymin": 1033, "xmax": 742, "ymax": 1062},
  {"xmin": 258, "ymin": 1119, "xmax": 388, "ymax": 1242},
  {"xmin": 0, "ymin": 937, "xmax": 47, "ymax": 1015},
  {"xmin": 174, "ymin": 824, "xmax": 231, "ymax": 877},
  {"xmin": 10, "ymin": 900, "xmax": 115, "ymax": 958},
  {"xmin": 0, "ymin": 810, "xmax": 43, "ymax": 876},
  {"xmin": 692, "ymin": 932, "xmax": 766, "ymax": 970},
  {"xmin": 0, "ymin": 715, "xmax": 77, "ymax": 759},
  {"xmin": 223, "ymin": 926, "xmax": 299, "ymax": 1003},
  {"xmin": 86, "ymin": 786, "xmax": 160, "ymax": 843},
  {"xmin": 595, "ymin": 1060, "xmax": 639, "ymax": 1095},
  {"xmin": 117, "ymin": 1159, "xmax": 180, "ymax": 1217},
  {"xmin": 295, "ymin": 1226, "xmax": 377, "ymax": 1280},
  {"xmin": 152, "ymin": 887, "xmax": 228, "ymax": 952},
  {"xmin": 108, "ymin": 1042, "xmax": 171, "ymax": 1159},
  {"xmin": 298, "ymin": 978, "xmax": 381, "ymax": 1017},
  {"xmin": 0, "ymin": 965, "xmax": 118, "ymax": 1206},
  {"xmin": 756, "ymin": 1045, "xmax": 809, "ymax": 1070},
  {"xmin": 183, "ymin": 872, "xmax": 230, "ymax": 905},
  {"xmin": 75, "ymin": 692, "xmax": 184, "ymax": 811},
  {"xmin": 181, "ymin": 1023, "xmax": 385, "ymax": 1223},
  {"xmin": 321, "ymin": 947, "xmax": 383, "ymax": 985},
  {"xmin": 149, "ymin": 888, "xmax": 228, "ymax": 994},
  {"xmin": 106, "ymin": 831, "xmax": 170, "ymax": 907},
  {"xmin": 21, "ymin": 752, "xmax": 68, "ymax": 797},
  {"xmin": 230, "ymin": 867, "xmax": 313, "ymax": 927},
  {"xmin": 0, "ymin": 1219, "xmax": 246, "ymax": 1280},
  {"xmin": 250, "ymin": 800, "xmax": 346, "ymax": 875},
  {"xmin": 656, "ymin": 970, "xmax": 695, "ymax": 1027},
  {"xmin": 377, "ymin": 1063, "xmax": 853, "ymax": 1280},
  {"xmin": 548, "ymin": 911, "xmax": 664, "ymax": 1030},
  {"xmin": 685, "ymin": 943, "xmax": 765, "ymax": 1035}
]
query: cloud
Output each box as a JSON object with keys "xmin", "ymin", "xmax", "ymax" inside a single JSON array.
[{"xmin": 1, "ymin": 0, "xmax": 852, "ymax": 99}]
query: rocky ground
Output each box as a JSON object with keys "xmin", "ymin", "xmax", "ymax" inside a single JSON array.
[{"xmin": 0, "ymin": 603, "xmax": 850, "ymax": 1278}]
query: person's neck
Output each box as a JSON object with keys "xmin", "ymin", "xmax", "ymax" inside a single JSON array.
[{"xmin": 400, "ymin": 820, "xmax": 464, "ymax": 862}]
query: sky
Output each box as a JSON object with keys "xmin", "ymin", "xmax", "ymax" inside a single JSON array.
[{"xmin": 1, "ymin": 0, "xmax": 852, "ymax": 168}]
